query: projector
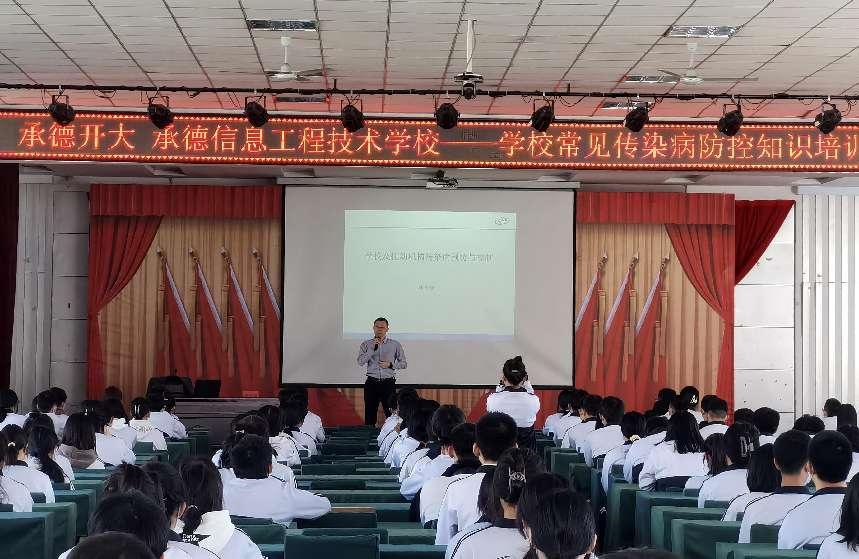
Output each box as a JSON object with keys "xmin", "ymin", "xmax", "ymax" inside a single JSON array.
[{"xmin": 426, "ymin": 170, "xmax": 459, "ymax": 189}]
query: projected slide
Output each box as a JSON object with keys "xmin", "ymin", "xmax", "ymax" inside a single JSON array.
[{"xmin": 342, "ymin": 210, "xmax": 516, "ymax": 339}]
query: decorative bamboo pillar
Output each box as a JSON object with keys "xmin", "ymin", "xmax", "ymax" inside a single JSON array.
[
  {"xmin": 621, "ymin": 254, "xmax": 639, "ymax": 382},
  {"xmin": 220, "ymin": 247, "xmax": 235, "ymax": 380},
  {"xmin": 155, "ymin": 247, "xmax": 170, "ymax": 376},
  {"xmin": 252, "ymin": 248, "xmax": 266, "ymax": 380},
  {"xmin": 189, "ymin": 249, "xmax": 203, "ymax": 376}
]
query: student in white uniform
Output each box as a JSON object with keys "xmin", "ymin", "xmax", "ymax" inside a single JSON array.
[
  {"xmin": 838, "ymin": 405, "xmax": 857, "ymax": 431},
  {"xmin": 58, "ymin": 413, "xmax": 108, "ymax": 470},
  {"xmin": 818, "ymin": 474, "xmax": 859, "ymax": 559},
  {"xmin": 279, "ymin": 386, "xmax": 326, "ymax": 444},
  {"xmin": 33, "ymin": 390, "xmax": 65, "ymax": 438},
  {"xmin": 794, "ymin": 414, "xmax": 826, "ymax": 436},
  {"xmin": 281, "ymin": 400, "xmax": 319, "ymax": 457},
  {"xmin": 48, "ymin": 387, "xmax": 69, "ymax": 436},
  {"xmin": 580, "ymin": 396, "xmax": 626, "ymax": 467},
  {"xmin": 435, "ymin": 411, "xmax": 518, "ymax": 545},
  {"xmin": 446, "ymin": 448, "xmax": 541, "ymax": 559},
  {"xmin": 389, "ymin": 399, "xmax": 429, "ymax": 468},
  {"xmin": 92, "ymin": 407, "xmax": 137, "ymax": 465},
  {"xmin": 258, "ymin": 405, "xmax": 301, "ymax": 466},
  {"xmin": 129, "ymin": 398, "xmax": 168, "ymax": 451},
  {"xmin": 840, "ymin": 425, "xmax": 859, "ymax": 480},
  {"xmin": 145, "ymin": 392, "xmax": 187, "ymax": 440},
  {"xmin": 823, "ymin": 398, "xmax": 842, "ymax": 431},
  {"xmin": 518, "ymin": 483, "xmax": 596, "ymax": 559},
  {"xmin": 753, "ymin": 407, "xmax": 781, "ymax": 446},
  {"xmin": 0, "ymin": 388, "xmax": 26, "ymax": 429},
  {"xmin": 22, "ymin": 412, "xmax": 75, "ymax": 481},
  {"xmin": 553, "ymin": 390, "xmax": 585, "ymax": 446},
  {"xmin": 697, "ymin": 422, "xmax": 759, "ymax": 507},
  {"xmin": 213, "ymin": 414, "xmax": 296, "ymax": 487},
  {"xmin": 651, "ymin": 387, "xmax": 677, "ymax": 418},
  {"xmin": 639, "ymin": 410, "xmax": 707, "ymax": 491},
  {"xmin": 487, "ymin": 356, "xmax": 541, "ymax": 450},
  {"xmin": 400, "ymin": 402, "xmax": 438, "ymax": 482},
  {"xmin": 686, "ymin": 432, "xmax": 728, "ymax": 492},
  {"xmin": 223, "ymin": 434, "xmax": 331, "ymax": 524},
  {"xmin": 543, "ymin": 390, "xmax": 575, "ymax": 437},
  {"xmin": 381, "ymin": 390, "xmax": 420, "ymax": 459},
  {"xmin": 402, "ymin": 405, "xmax": 465, "ymax": 501},
  {"xmin": 723, "ymin": 443, "xmax": 782, "ymax": 521},
  {"xmin": 736, "ymin": 431, "xmax": 812, "ymax": 541},
  {"xmin": 102, "ymin": 398, "xmax": 138, "ymax": 449},
  {"xmin": 561, "ymin": 395, "xmax": 601, "ymax": 450},
  {"xmin": 0, "ymin": 429, "xmax": 34, "ymax": 512},
  {"xmin": 420, "ymin": 422, "xmax": 481, "ymax": 525},
  {"xmin": 177, "ymin": 458, "xmax": 263, "ymax": 559},
  {"xmin": 601, "ymin": 411, "xmax": 647, "ymax": 493},
  {"xmin": 699, "ymin": 397, "xmax": 730, "ymax": 439},
  {"xmin": 779, "ymin": 430, "xmax": 854, "ymax": 549},
  {"xmin": 25, "ymin": 425, "xmax": 71, "ymax": 484},
  {"xmin": 378, "ymin": 392, "xmax": 403, "ymax": 445},
  {"xmin": 675, "ymin": 386, "xmax": 705, "ymax": 424},
  {"xmin": 1, "ymin": 424, "xmax": 55, "ymax": 502},
  {"xmin": 624, "ymin": 416, "xmax": 668, "ymax": 483}
]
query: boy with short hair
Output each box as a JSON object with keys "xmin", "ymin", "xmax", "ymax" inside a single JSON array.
[
  {"xmin": 579, "ymin": 396, "xmax": 625, "ymax": 467},
  {"xmin": 561, "ymin": 394, "xmax": 601, "ymax": 450},
  {"xmin": 699, "ymin": 398, "xmax": 730, "ymax": 438},
  {"xmin": 420, "ymin": 422, "xmax": 481, "ymax": 526},
  {"xmin": 753, "ymin": 407, "xmax": 781, "ymax": 445}
]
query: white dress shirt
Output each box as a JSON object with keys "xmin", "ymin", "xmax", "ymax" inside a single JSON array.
[
  {"xmin": 579, "ymin": 424, "xmax": 625, "ymax": 467},
  {"xmin": 174, "ymin": 510, "xmax": 263, "ymax": 559},
  {"xmin": 818, "ymin": 532, "xmax": 859, "ymax": 559},
  {"xmin": 543, "ymin": 412, "xmax": 564, "ymax": 436},
  {"xmin": 301, "ymin": 411, "xmax": 326, "ymax": 443},
  {"xmin": 778, "ymin": 487, "xmax": 846, "ymax": 549},
  {"xmin": 422, "ymin": 473, "xmax": 470, "ymax": 525},
  {"xmin": 638, "ymin": 441, "xmax": 707, "ymax": 490},
  {"xmin": 390, "ymin": 436, "xmax": 420, "ymax": 469},
  {"xmin": 129, "ymin": 419, "xmax": 168, "ymax": 451},
  {"xmin": 26, "ymin": 455, "xmax": 74, "ymax": 483},
  {"xmin": 0, "ymin": 413, "xmax": 26, "ymax": 429},
  {"xmin": 269, "ymin": 434, "xmax": 301, "ymax": 466},
  {"xmin": 435, "ymin": 465, "xmax": 495, "ymax": 545},
  {"xmin": 446, "ymin": 519, "xmax": 530, "ymax": 559},
  {"xmin": 554, "ymin": 413, "xmax": 582, "ymax": 445},
  {"xmin": 222, "ymin": 476, "xmax": 331, "ymax": 525},
  {"xmin": 3, "ymin": 464, "xmax": 55, "ymax": 502},
  {"xmin": 378, "ymin": 414, "xmax": 401, "ymax": 444},
  {"xmin": 486, "ymin": 390, "xmax": 540, "ymax": 428},
  {"xmin": 380, "ymin": 429, "xmax": 403, "ymax": 458},
  {"xmin": 823, "ymin": 416, "xmax": 839, "ymax": 431},
  {"xmin": 697, "ymin": 467, "xmax": 749, "ymax": 507},
  {"xmin": 562, "ymin": 418, "xmax": 598, "ymax": 449},
  {"xmin": 291, "ymin": 430, "xmax": 318, "ymax": 456},
  {"xmin": 95, "ymin": 432, "xmax": 136, "ymax": 465},
  {"xmin": 699, "ymin": 422, "xmax": 729, "ymax": 439},
  {"xmin": 49, "ymin": 413, "xmax": 68, "ymax": 437},
  {"xmin": 601, "ymin": 443, "xmax": 631, "ymax": 493},
  {"xmin": 0, "ymin": 475, "xmax": 33, "ymax": 512},
  {"xmin": 623, "ymin": 431, "xmax": 666, "ymax": 482}
]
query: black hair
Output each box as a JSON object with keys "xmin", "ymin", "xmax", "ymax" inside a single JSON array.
[
  {"xmin": 163, "ymin": 394, "xmax": 176, "ymax": 413},
  {"xmin": 259, "ymin": 405, "xmax": 284, "ymax": 436},
  {"xmin": 103, "ymin": 386, "xmax": 124, "ymax": 401},
  {"xmin": 103, "ymin": 398, "xmax": 129, "ymax": 422},
  {"xmin": 519, "ymin": 487, "xmax": 595, "ymax": 559},
  {"xmin": 280, "ymin": 400, "xmax": 306, "ymax": 432},
  {"xmin": 773, "ymin": 430, "xmax": 811, "ymax": 475},
  {"xmin": 793, "ymin": 414, "xmax": 825, "ymax": 435},
  {"xmin": 68, "ymin": 532, "xmax": 157, "ymax": 559},
  {"xmin": 700, "ymin": 395, "xmax": 719, "ymax": 414},
  {"xmin": 838, "ymin": 404, "xmax": 858, "ymax": 429},
  {"xmin": 1, "ymin": 424, "xmax": 26, "ymax": 466},
  {"xmin": 386, "ymin": 392, "xmax": 400, "ymax": 412},
  {"xmin": 430, "ymin": 405, "xmax": 465, "ymax": 445},
  {"xmin": 28, "ymin": 426, "xmax": 65, "ymax": 483},
  {"xmin": 753, "ymin": 407, "xmax": 780, "ymax": 436},
  {"xmin": 733, "ymin": 408, "xmax": 755, "ymax": 425},
  {"xmin": 724, "ymin": 422, "xmax": 760, "ymax": 467},
  {"xmin": 570, "ymin": 390, "xmax": 587, "ymax": 413},
  {"xmin": 649, "ymin": 400, "xmax": 670, "ymax": 417},
  {"xmin": 480, "ymin": 447, "xmax": 544, "ymax": 522},
  {"xmin": 34, "ymin": 391, "xmax": 55, "ymax": 413},
  {"xmin": 678, "ymin": 386, "xmax": 700, "ymax": 411},
  {"xmin": 142, "ymin": 462, "xmax": 187, "ymax": 520},
  {"xmin": 81, "ymin": 400, "xmax": 109, "ymax": 432},
  {"xmin": 824, "ymin": 398, "xmax": 843, "ymax": 418},
  {"xmin": 665, "ymin": 411, "xmax": 706, "ymax": 454},
  {"xmin": 88, "ymin": 491, "xmax": 170, "ymax": 558},
  {"xmin": 61, "ymin": 413, "xmax": 96, "ymax": 450},
  {"xmin": 219, "ymin": 413, "xmax": 271, "ymax": 469},
  {"xmin": 449, "ymin": 422, "xmax": 477, "ymax": 461},
  {"xmin": 599, "ymin": 396, "xmax": 625, "ymax": 425},
  {"xmin": 556, "ymin": 390, "xmax": 575, "ymax": 413},
  {"xmin": 502, "ymin": 356, "xmax": 528, "ymax": 386},
  {"xmin": 581, "ymin": 395, "xmax": 602, "ymax": 417},
  {"xmin": 475, "ymin": 412, "xmax": 518, "ymax": 462},
  {"xmin": 408, "ymin": 404, "xmax": 436, "ymax": 444},
  {"xmin": 49, "ymin": 387, "xmax": 67, "ymax": 406},
  {"xmin": 703, "ymin": 433, "xmax": 729, "ymax": 475},
  {"xmin": 809, "ymin": 430, "xmax": 853, "ymax": 484},
  {"xmin": 278, "ymin": 386, "xmax": 310, "ymax": 409},
  {"xmin": 147, "ymin": 391, "xmax": 166, "ymax": 413},
  {"xmin": 130, "ymin": 398, "xmax": 150, "ymax": 421},
  {"xmin": 601, "ymin": 551, "xmax": 680, "ymax": 559},
  {"xmin": 746, "ymin": 444, "xmax": 781, "ymax": 493},
  {"xmin": 707, "ymin": 398, "xmax": 729, "ymax": 419},
  {"xmin": 230, "ymin": 434, "xmax": 272, "ymax": 479},
  {"xmin": 657, "ymin": 388, "xmax": 677, "ymax": 405},
  {"xmin": 23, "ymin": 412, "xmax": 55, "ymax": 437},
  {"xmin": 104, "ymin": 464, "xmax": 164, "ymax": 505},
  {"xmin": 835, "ymin": 474, "xmax": 859, "ymax": 551},
  {"xmin": 645, "ymin": 416, "xmax": 669, "ymax": 436},
  {"xmin": 621, "ymin": 412, "xmax": 647, "ymax": 440},
  {"xmin": 397, "ymin": 391, "xmax": 421, "ymax": 431},
  {"xmin": 374, "ymin": 317, "xmax": 389, "ymax": 326},
  {"xmin": 838, "ymin": 425, "xmax": 859, "ymax": 452},
  {"xmin": 179, "ymin": 457, "xmax": 224, "ymax": 535},
  {"xmin": 0, "ymin": 388, "xmax": 19, "ymax": 421}
]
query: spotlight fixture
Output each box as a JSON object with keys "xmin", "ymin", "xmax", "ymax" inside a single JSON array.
[
  {"xmin": 48, "ymin": 95, "xmax": 75, "ymax": 126},
  {"xmin": 244, "ymin": 96, "xmax": 269, "ymax": 127},
  {"xmin": 434, "ymin": 102, "xmax": 459, "ymax": 129},
  {"xmin": 814, "ymin": 102, "xmax": 842, "ymax": 134},
  {"xmin": 717, "ymin": 103, "xmax": 743, "ymax": 137},
  {"xmin": 530, "ymin": 101, "xmax": 554, "ymax": 132},
  {"xmin": 623, "ymin": 105, "xmax": 649, "ymax": 132},
  {"xmin": 147, "ymin": 96, "xmax": 174, "ymax": 129},
  {"xmin": 341, "ymin": 102, "xmax": 365, "ymax": 132}
]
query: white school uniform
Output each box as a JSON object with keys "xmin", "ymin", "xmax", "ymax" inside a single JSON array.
[
  {"xmin": 166, "ymin": 541, "xmax": 221, "ymax": 559},
  {"xmin": 0, "ymin": 475, "xmax": 34, "ymax": 512},
  {"xmin": 554, "ymin": 413, "xmax": 582, "ymax": 445},
  {"xmin": 823, "ymin": 416, "xmax": 839, "ymax": 431},
  {"xmin": 638, "ymin": 441, "xmax": 707, "ymax": 490},
  {"xmin": 401, "ymin": 454, "xmax": 454, "ymax": 500},
  {"xmin": 722, "ymin": 491, "xmax": 768, "ymax": 521},
  {"xmin": 435, "ymin": 465, "xmax": 495, "ymax": 545},
  {"xmin": 109, "ymin": 418, "xmax": 138, "ymax": 449},
  {"xmin": 446, "ymin": 519, "xmax": 530, "ymax": 559},
  {"xmin": 213, "ymin": 453, "xmax": 296, "ymax": 487},
  {"xmin": 222, "ymin": 475, "xmax": 331, "ymax": 525},
  {"xmin": 486, "ymin": 389, "xmax": 540, "ymax": 428},
  {"xmin": 378, "ymin": 414, "xmax": 401, "ymax": 444},
  {"xmin": 690, "ymin": 410, "xmax": 705, "ymax": 423},
  {"xmin": 399, "ymin": 447, "xmax": 429, "ymax": 482},
  {"xmin": 699, "ymin": 422, "xmax": 729, "ymax": 439},
  {"xmin": 26, "ymin": 455, "xmax": 74, "ymax": 483},
  {"xmin": 602, "ymin": 443, "xmax": 631, "ymax": 493},
  {"xmin": 291, "ymin": 430, "xmax": 318, "ymax": 456},
  {"xmin": 380, "ymin": 428, "xmax": 403, "ymax": 458},
  {"xmin": 3, "ymin": 464, "xmax": 55, "ymax": 502},
  {"xmin": 301, "ymin": 411, "xmax": 326, "ymax": 443},
  {"xmin": 542, "ymin": 412, "xmax": 564, "ymax": 436},
  {"xmin": 624, "ymin": 431, "xmax": 666, "ymax": 482},
  {"xmin": 49, "ymin": 413, "xmax": 68, "ymax": 437},
  {"xmin": 697, "ymin": 467, "xmax": 749, "ymax": 507},
  {"xmin": 818, "ymin": 532, "xmax": 859, "ymax": 559},
  {"xmin": 685, "ymin": 475, "xmax": 709, "ymax": 492},
  {"xmin": 562, "ymin": 418, "xmax": 598, "ymax": 449},
  {"xmin": 421, "ymin": 467, "xmax": 477, "ymax": 525},
  {"xmin": 759, "ymin": 435, "xmax": 776, "ymax": 446},
  {"xmin": 0, "ymin": 413, "xmax": 26, "ymax": 429},
  {"xmin": 129, "ymin": 419, "xmax": 168, "ymax": 451},
  {"xmin": 175, "ymin": 510, "xmax": 264, "ymax": 559},
  {"xmin": 150, "ymin": 410, "xmax": 187, "ymax": 439},
  {"xmin": 390, "ymin": 436, "xmax": 420, "ymax": 469},
  {"xmin": 269, "ymin": 434, "xmax": 301, "ymax": 466},
  {"xmin": 778, "ymin": 487, "xmax": 846, "ymax": 549},
  {"xmin": 95, "ymin": 432, "xmax": 136, "ymax": 465},
  {"xmin": 579, "ymin": 424, "xmax": 625, "ymax": 467}
]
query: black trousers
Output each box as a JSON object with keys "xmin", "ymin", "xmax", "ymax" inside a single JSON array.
[{"xmin": 364, "ymin": 377, "xmax": 396, "ymax": 425}]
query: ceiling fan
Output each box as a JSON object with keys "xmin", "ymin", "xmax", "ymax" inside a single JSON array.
[
  {"xmin": 265, "ymin": 36, "xmax": 324, "ymax": 82},
  {"xmin": 658, "ymin": 42, "xmax": 758, "ymax": 84}
]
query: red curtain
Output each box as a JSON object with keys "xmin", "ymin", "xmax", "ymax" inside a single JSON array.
[
  {"xmin": 91, "ymin": 184, "xmax": 282, "ymax": 218},
  {"xmin": 633, "ymin": 266, "xmax": 668, "ymax": 412},
  {"xmin": 577, "ymin": 192, "xmax": 734, "ymax": 225},
  {"xmin": 0, "ymin": 164, "xmax": 18, "ymax": 388},
  {"xmin": 87, "ymin": 216, "xmax": 162, "ymax": 397},
  {"xmin": 735, "ymin": 200, "xmax": 794, "ymax": 283},
  {"xmin": 602, "ymin": 265, "xmax": 637, "ymax": 401},
  {"xmin": 666, "ymin": 224, "xmax": 736, "ymax": 409},
  {"xmin": 308, "ymin": 388, "xmax": 363, "ymax": 426}
]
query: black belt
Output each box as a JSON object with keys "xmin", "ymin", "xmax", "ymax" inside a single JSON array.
[{"xmin": 366, "ymin": 376, "xmax": 395, "ymax": 383}]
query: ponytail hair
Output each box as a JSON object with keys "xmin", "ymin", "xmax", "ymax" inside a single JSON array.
[
  {"xmin": 218, "ymin": 413, "xmax": 270, "ymax": 469},
  {"xmin": 502, "ymin": 356, "xmax": 528, "ymax": 386},
  {"xmin": 1, "ymin": 424, "xmax": 26, "ymax": 466},
  {"xmin": 28, "ymin": 426, "xmax": 65, "ymax": 483},
  {"xmin": 179, "ymin": 457, "xmax": 223, "ymax": 535},
  {"xmin": 130, "ymin": 398, "xmax": 150, "ymax": 421},
  {"xmin": 0, "ymin": 388, "xmax": 19, "ymax": 422},
  {"xmin": 479, "ymin": 447, "xmax": 544, "ymax": 522}
]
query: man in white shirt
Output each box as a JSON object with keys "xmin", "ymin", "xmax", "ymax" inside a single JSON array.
[
  {"xmin": 562, "ymin": 395, "xmax": 601, "ymax": 450},
  {"xmin": 753, "ymin": 407, "xmax": 781, "ymax": 446},
  {"xmin": 435, "ymin": 412, "xmax": 517, "ymax": 545},
  {"xmin": 579, "ymin": 396, "xmax": 625, "ymax": 467},
  {"xmin": 778, "ymin": 431, "xmax": 853, "ymax": 549},
  {"xmin": 699, "ymin": 397, "xmax": 729, "ymax": 439}
]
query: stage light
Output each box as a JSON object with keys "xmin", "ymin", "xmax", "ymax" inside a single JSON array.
[
  {"xmin": 623, "ymin": 105, "xmax": 649, "ymax": 132},
  {"xmin": 815, "ymin": 103, "xmax": 841, "ymax": 134},
  {"xmin": 244, "ymin": 97, "xmax": 269, "ymax": 127},
  {"xmin": 341, "ymin": 103, "xmax": 364, "ymax": 132},
  {"xmin": 530, "ymin": 101, "xmax": 554, "ymax": 132},
  {"xmin": 48, "ymin": 95, "xmax": 75, "ymax": 126},
  {"xmin": 434, "ymin": 102, "xmax": 459, "ymax": 129},
  {"xmin": 717, "ymin": 104, "xmax": 743, "ymax": 137},
  {"xmin": 147, "ymin": 96, "xmax": 174, "ymax": 129}
]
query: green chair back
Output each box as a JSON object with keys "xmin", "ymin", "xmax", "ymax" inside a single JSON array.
[
  {"xmin": 302, "ymin": 528, "xmax": 389, "ymax": 544},
  {"xmin": 239, "ymin": 523, "xmax": 287, "ymax": 545},
  {"xmin": 749, "ymin": 524, "xmax": 780, "ymax": 544},
  {"xmin": 133, "ymin": 442, "xmax": 155, "ymax": 453},
  {"xmin": 302, "ymin": 464, "xmax": 358, "ymax": 475},
  {"xmin": 310, "ymin": 479, "xmax": 367, "ymax": 490},
  {"xmin": 31, "ymin": 492, "xmax": 47, "ymax": 504},
  {"xmin": 231, "ymin": 515, "xmax": 276, "ymax": 525},
  {"xmin": 284, "ymin": 534, "xmax": 380, "ymax": 559},
  {"xmin": 0, "ymin": 512, "xmax": 53, "ymax": 559},
  {"xmin": 297, "ymin": 511, "xmax": 378, "ymax": 528}
]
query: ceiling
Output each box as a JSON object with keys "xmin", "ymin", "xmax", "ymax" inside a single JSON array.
[{"xmin": 2, "ymin": 0, "xmax": 859, "ymax": 121}]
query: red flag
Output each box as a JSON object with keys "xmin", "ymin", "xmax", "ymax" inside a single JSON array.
[
  {"xmin": 193, "ymin": 257, "xmax": 234, "ymax": 395},
  {"xmin": 575, "ymin": 257, "xmax": 606, "ymax": 394},
  {"xmin": 161, "ymin": 256, "xmax": 196, "ymax": 378},
  {"xmin": 633, "ymin": 259, "xmax": 669, "ymax": 411},
  {"xmin": 601, "ymin": 258, "xmax": 637, "ymax": 399},
  {"xmin": 256, "ymin": 252, "xmax": 282, "ymax": 396},
  {"xmin": 226, "ymin": 257, "xmax": 258, "ymax": 395}
]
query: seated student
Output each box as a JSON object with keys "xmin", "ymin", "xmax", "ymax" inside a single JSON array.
[
  {"xmin": 561, "ymin": 394, "xmax": 601, "ymax": 450},
  {"xmin": 103, "ymin": 398, "xmax": 138, "ymax": 449},
  {"xmin": 838, "ymin": 425, "xmax": 859, "ymax": 483},
  {"xmin": 795, "ymin": 414, "xmax": 826, "ymax": 436},
  {"xmin": 402, "ymin": 404, "xmax": 465, "ymax": 500},
  {"xmin": 699, "ymin": 395, "xmax": 718, "ymax": 423},
  {"xmin": 381, "ymin": 389, "xmax": 420, "ymax": 459},
  {"xmin": 68, "ymin": 532, "xmax": 157, "ymax": 559},
  {"xmin": 602, "ymin": 411, "xmax": 646, "ymax": 493},
  {"xmin": 258, "ymin": 405, "xmax": 301, "ymax": 466},
  {"xmin": 699, "ymin": 397, "xmax": 730, "ymax": 438},
  {"xmin": 222, "ymin": 434, "xmax": 331, "ymax": 525},
  {"xmin": 281, "ymin": 400, "xmax": 318, "ymax": 457},
  {"xmin": 0, "ymin": 430, "xmax": 33, "ymax": 511},
  {"xmin": 435, "ymin": 412, "xmax": 518, "ymax": 545},
  {"xmin": 754, "ymin": 407, "xmax": 781, "ymax": 445},
  {"xmin": 738, "ymin": 429, "xmax": 813, "ymax": 543},
  {"xmin": 400, "ymin": 401, "xmax": 439, "ymax": 482},
  {"xmin": 388, "ymin": 399, "xmax": 427, "ymax": 468},
  {"xmin": 553, "ymin": 389, "xmax": 586, "ymax": 446},
  {"xmin": 292, "ymin": 387, "xmax": 326, "ymax": 444},
  {"xmin": 1, "ymin": 424, "xmax": 54, "ymax": 502},
  {"xmin": 676, "ymin": 386, "xmax": 705, "ymax": 424},
  {"xmin": 214, "ymin": 414, "xmax": 295, "ymax": 486},
  {"xmin": 58, "ymin": 412, "xmax": 107, "ymax": 469},
  {"xmin": 624, "ymin": 416, "xmax": 669, "ymax": 483},
  {"xmin": 685, "ymin": 433, "xmax": 728, "ymax": 492},
  {"xmin": 0, "ymin": 388, "xmax": 25, "ymax": 429},
  {"xmin": 177, "ymin": 458, "xmax": 263, "ymax": 559},
  {"xmin": 543, "ymin": 389, "xmax": 575, "ymax": 437},
  {"xmin": 378, "ymin": 392, "xmax": 403, "ymax": 445},
  {"xmin": 487, "ymin": 356, "xmax": 541, "ymax": 450},
  {"xmin": 823, "ymin": 398, "xmax": 843, "ymax": 431},
  {"xmin": 26, "ymin": 425, "xmax": 70, "ymax": 483},
  {"xmin": 147, "ymin": 391, "xmax": 187, "ymax": 440},
  {"xmin": 698, "ymin": 422, "xmax": 759, "ymax": 506},
  {"xmin": 104, "ymin": 385, "xmax": 124, "ymax": 401},
  {"xmin": 839, "ymin": 405, "xmax": 858, "ymax": 430},
  {"xmin": 639, "ymin": 410, "xmax": 707, "ymax": 491},
  {"xmin": 421, "ymin": 422, "xmax": 481, "ymax": 525},
  {"xmin": 579, "ymin": 396, "xmax": 625, "ymax": 467},
  {"xmin": 89, "ymin": 404, "xmax": 137, "ymax": 465},
  {"xmin": 778, "ymin": 430, "xmax": 854, "ymax": 549},
  {"xmin": 129, "ymin": 398, "xmax": 168, "ymax": 451},
  {"xmin": 723, "ymin": 443, "xmax": 782, "ymax": 521},
  {"xmin": 651, "ymin": 388, "xmax": 677, "ymax": 419},
  {"xmin": 818, "ymin": 473, "xmax": 859, "ymax": 559},
  {"xmin": 33, "ymin": 390, "xmax": 65, "ymax": 438},
  {"xmin": 734, "ymin": 408, "xmax": 755, "ymax": 425},
  {"xmin": 446, "ymin": 448, "xmax": 542, "ymax": 559},
  {"xmin": 48, "ymin": 387, "xmax": 69, "ymax": 434},
  {"xmin": 517, "ymin": 482, "xmax": 596, "ymax": 559},
  {"xmin": 23, "ymin": 412, "xmax": 75, "ymax": 481}
]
